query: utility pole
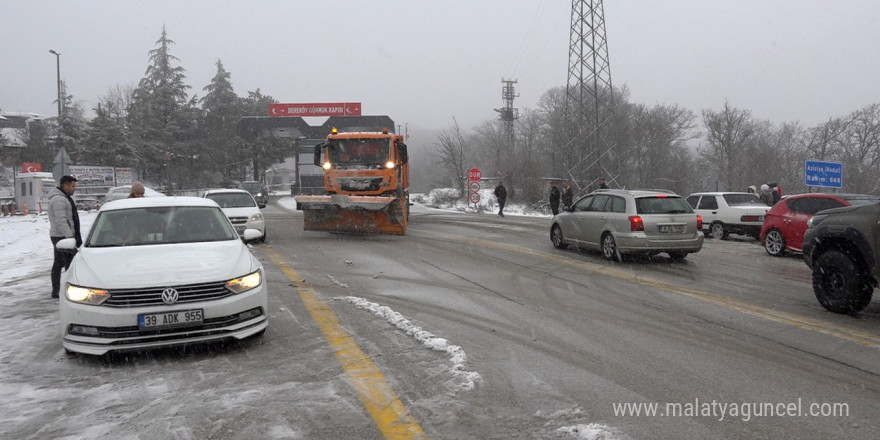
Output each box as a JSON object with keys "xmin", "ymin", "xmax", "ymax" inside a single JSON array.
[
  {"xmin": 49, "ymin": 49, "xmax": 68, "ymax": 181},
  {"xmin": 493, "ymin": 78, "xmax": 518, "ymax": 178},
  {"xmin": 564, "ymin": 0, "xmax": 617, "ymax": 189}
]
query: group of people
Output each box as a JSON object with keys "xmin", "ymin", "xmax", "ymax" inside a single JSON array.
[
  {"xmin": 493, "ymin": 177, "xmax": 609, "ymax": 217},
  {"xmin": 747, "ymin": 183, "xmax": 782, "ymax": 206},
  {"xmin": 48, "ymin": 179, "xmax": 145, "ymax": 298}
]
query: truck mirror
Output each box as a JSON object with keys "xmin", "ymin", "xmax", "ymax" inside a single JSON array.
[
  {"xmin": 313, "ymin": 144, "xmax": 322, "ymax": 167},
  {"xmin": 398, "ymin": 143, "xmax": 408, "ymax": 165}
]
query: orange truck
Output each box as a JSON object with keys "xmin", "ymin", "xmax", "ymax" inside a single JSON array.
[{"xmin": 294, "ymin": 127, "xmax": 410, "ymax": 235}]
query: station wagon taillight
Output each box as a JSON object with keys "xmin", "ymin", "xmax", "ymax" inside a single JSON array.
[
  {"xmin": 629, "ymin": 215, "xmax": 644, "ymax": 231},
  {"xmin": 697, "ymin": 215, "xmax": 703, "ymax": 230}
]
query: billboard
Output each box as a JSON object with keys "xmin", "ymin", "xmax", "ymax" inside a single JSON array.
[
  {"xmin": 115, "ymin": 167, "xmax": 133, "ymax": 186},
  {"xmin": 269, "ymin": 102, "xmax": 362, "ymax": 117},
  {"xmin": 68, "ymin": 165, "xmax": 116, "ymax": 188}
]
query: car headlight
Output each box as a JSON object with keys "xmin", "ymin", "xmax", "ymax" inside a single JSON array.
[
  {"xmin": 249, "ymin": 212, "xmax": 263, "ymax": 223},
  {"xmin": 66, "ymin": 284, "xmax": 110, "ymax": 305},
  {"xmin": 226, "ymin": 270, "xmax": 262, "ymax": 294},
  {"xmin": 807, "ymin": 214, "xmax": 828, "ymax": 229}
]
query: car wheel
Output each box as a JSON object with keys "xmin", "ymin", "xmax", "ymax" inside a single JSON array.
[
  {"xmin": 710, "ymin": 222, "xmax": 729, "ymax": 240},
  {"xmin": 812, "ymin": 250, "xmax": 874, "ymax": 314},
  {"xmin": 763, "ymin": 229, "xmax": 786, "ymax": 256},
  {"xmin": 551, "ymin": 224, "xmax": 567, "ymax": 249},
  {"xmin": 259, "ymin": 229, "xmax": 267, "ymax": 243},
  {"xmin": 668, "ymin": 251, "xmax": 688, "ymax": 260},
  {"xmin": 602, "ymin": 233, "xmax": 621, "ymax": 261}
]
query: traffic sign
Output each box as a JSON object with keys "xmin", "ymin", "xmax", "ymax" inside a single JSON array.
[
  {"xmin": 269, "ymin": 102, "xmax": 362, "ymax": 117},
  {"xmin": 469, "ymin": 192, "xmax": 481, "ymax": 204},
  {"xmin": 468, "ymin": 167, "xmax": 482, "ymax": 181},
  {"xmin": 805, "ymin": 159, "xmax": 843, "ymax": 189},
  {"xmin": 469, "ymin": 181, "xmax": 481, "ymax": 192}
]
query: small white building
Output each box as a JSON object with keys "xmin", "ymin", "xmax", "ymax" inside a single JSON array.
[{"xmin": 15, "ymin": 172, "xmax": 55, "ymax": 214}]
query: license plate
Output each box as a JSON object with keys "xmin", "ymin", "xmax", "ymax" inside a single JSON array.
[
  {"xmin": 659, "ymin": 225, "xmax": 685, "ymax": 233},
  {"xmin": 138, "ymin": 309, "xmax": 203, "ymax": 329}
]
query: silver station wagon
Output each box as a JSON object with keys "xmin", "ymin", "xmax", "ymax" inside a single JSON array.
[{"xmin": 550, "ymin": 189, "xmax": 704, "ymax": 261}]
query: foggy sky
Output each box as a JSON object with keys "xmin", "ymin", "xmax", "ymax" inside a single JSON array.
[{"xmin": 2, "ymin": 1, "xmax": 878, "ymax": 133}]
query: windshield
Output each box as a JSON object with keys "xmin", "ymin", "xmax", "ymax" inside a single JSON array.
[
  {"xmin": 723, "ymin": 193, "xmax": 764, "ymax": 206},
  {"xmin": 87, "ymin": 206, "xmax": 238, "ymax": 247},
  {"xmin": 206, "ymin": 193, "xmax": 257, "ymax": 208},
  {"xmin": 327, "ymin": 138, "xmax": 390, "ymax": 167},
  {"xmin": 636, "ymin": 196, "xmax": 693, "ymax": 214},
  {"xmin": 240, "ymin": 182, "xmax": 261, "ymax": 193}
]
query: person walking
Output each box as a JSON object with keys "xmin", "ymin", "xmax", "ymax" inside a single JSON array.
[
  {"xmin": 128, "ymin": 181, "xmax": 146, "ymax": 198},
  {"xmin": 48, "ymin": 175, "xmax": 82, "ymax": 298},
  {"xmin": 549, "ymin": 181, "xmax": 561, "ymax": 215},
  {"xmin": 561, "ymin": 182, "xmax": 574, "ymax": 211},
  {"xmin": 494, "ymin": 180, "xmax": 507, "ymax": 217}
]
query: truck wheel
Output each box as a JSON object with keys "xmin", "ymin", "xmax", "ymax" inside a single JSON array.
[
  {"xmin": 812, "ymin": 250, "xmax": 873, "ymax": 314},
  {"xmin": 710, "ymin": 222, "xmax": 729, "ymax": 240}
]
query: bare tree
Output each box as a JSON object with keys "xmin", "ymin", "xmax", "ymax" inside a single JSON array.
[
  {"xmin": 699, "ymin": 101, "xmax": 756, "ymax": 190},
  {"xmin": 434, "ymin": 118, "xmax": 469, "ymax": 197}
]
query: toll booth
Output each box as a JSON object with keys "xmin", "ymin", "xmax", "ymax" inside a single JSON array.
[{"xmin": 15, "ymin": 172, "xmax": 55, "ymax": 214}]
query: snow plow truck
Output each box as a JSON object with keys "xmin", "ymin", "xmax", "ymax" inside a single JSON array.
[{"xmin": 294, "ymin": 127, "xmax": 410, "ymax": 235}]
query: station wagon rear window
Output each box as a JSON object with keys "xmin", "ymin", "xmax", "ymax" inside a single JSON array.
[{"xmin": 635, "ymin": 196, "xmax": 693, "ymax": 214}]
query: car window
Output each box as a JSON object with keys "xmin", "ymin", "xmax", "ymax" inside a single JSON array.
[
  {"xmin": 636, "ymin": 196, "xmax": 693, "ymax": 214},
  {"xmin": 842, "ymin": 197, "xmax": 880, "ymax": 206},
  {"xmin": 686, "ymin": 195, "xmax": 699, "ymax": 208},
  {"xmin": 697, "ymin": 196, "xmax": 718, "ymax": 210},
  {"xmin": 606, "ymin": 196, "xmax": 626, "ymax": 213},
  {"xmin": 87, "ymin": 206, "xmax": 237, "ymax": 247},
  {"xmin": 818, "ymin": 198, "xmax": 846, "ymax": 211},
  {"xmin": 589, "ymin": 194, "xmax": 611, "ymax": 212},
  {"xmin": 206, "ymin": 193, "xmax": 257, "ymax": 208},
  {"xmin": 723, "ymin": 193, "xmax": 763, "ymax": 206},
  {"xmin": 573, "ymin": 195, "xmax": 594, "ymax": 212},
  {"xmin": 789, "ymin": 197, "xmax": 823, "ymax": 214}
]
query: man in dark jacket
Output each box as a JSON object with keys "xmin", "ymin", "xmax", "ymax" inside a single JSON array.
[
  {"xmin": 561, "ymin": 182, "xmax": 574, "ymax": 211},
  {"xmin": 549, "ymin": 181, "xmax": 561, "ymax": 215},
  {"xmin": 494, "ymin": 181, "xmax": 507, "ymax": 217},
  {"xmin": 47, "ymin": 175, "xmax": 82, "ymax": 298}
]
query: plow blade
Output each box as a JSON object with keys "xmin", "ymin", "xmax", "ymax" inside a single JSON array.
[{"xmin": 294, "ymin": 194, "xmax": 407, "ymax": 235}]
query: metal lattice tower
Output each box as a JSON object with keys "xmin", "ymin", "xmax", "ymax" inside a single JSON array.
[
  {"xmin": 494, "ymin": 78, "xmax": 519, "ymax": 151},
  {"xmin": 564, "ymin": 0, "xmax": 616, "ymax": 187}
]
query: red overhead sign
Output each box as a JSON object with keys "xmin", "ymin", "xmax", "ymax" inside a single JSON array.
[{"xmin": 269, "ymin": 102, "xmax": 362, "ymax": 117}]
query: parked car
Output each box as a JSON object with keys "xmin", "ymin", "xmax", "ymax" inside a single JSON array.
[
  {"xmin": 103, "ymin": 185, "xmax": 164, "ymax": 203},
  {"xmin": 203, "ymin": 188, "xmax": 266, "ymax": 242},
  {"xmin": 239, "ymin": 181, "xmax": 268, "ymax": 208},
  {"xmin": 686, "ymin": 192, "xmax": 769, "ymax": 240},
  {"xmin": 550, "ymin": 189, "xmax": 704, "ymax": 261},
  {"xmin": 57, "ymin": 196, "xmax": 268, "ymax": 355},
  {"xmin": 761, "ymin": 193, "xmax": 880, "ymax": 256},
  {"xmin": 803, "ymin": 202, "xmax": 880, "ymax": 313}
]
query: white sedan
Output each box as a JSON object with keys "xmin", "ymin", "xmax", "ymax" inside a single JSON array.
[{"xmin": 58, "ymin": 196, "xmax": 268, "ymax": 356}]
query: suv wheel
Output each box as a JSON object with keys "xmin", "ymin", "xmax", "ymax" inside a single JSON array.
[
  {"xmin": 812, "ymin": 250, "xmax": 874, "ymax": 314},
  {"xmin": 710, "ymin": 222, "xmax": 729, "ymax": 240},
  {"xmin": 763, "ymin": 229, "xmax": 786, "ymax": 256},
  {"xmin": 551, "ymin": 225, "xmax": 567, "ymax": 249}
]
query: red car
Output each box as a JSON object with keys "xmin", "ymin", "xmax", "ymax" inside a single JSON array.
[{"xmin": 761, "ymin": 193, "xmax": 880, "ymax": 256}]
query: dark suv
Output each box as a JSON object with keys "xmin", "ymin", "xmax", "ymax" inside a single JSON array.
[
  {"xmin": 803, "ymin": 202, "xmax": 880, "ymax": 313},
  {"xmin": 239, "ymin": 181, "xmax": 268, "ymax": 208}
]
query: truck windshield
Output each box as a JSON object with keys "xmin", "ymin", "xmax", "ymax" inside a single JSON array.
[{"xmin": 328, "ymin": 139, "xmax": 390, "ymax": 167}]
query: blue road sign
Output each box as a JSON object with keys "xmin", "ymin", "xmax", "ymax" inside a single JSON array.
[{"xmin": 805, "ymin": 160, "xmax": 843, "ymax": 189}]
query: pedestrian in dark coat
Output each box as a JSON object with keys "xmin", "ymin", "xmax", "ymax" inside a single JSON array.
[
  {"xmin": 48, "ymin": 175, "xmax": 82, "ymax": 298},
  {"xmin": 561, "ymin": 182, "xmax": 574, "ymax": 211},
  {"xmin": 549, "ymin": 181, "xmax": 561, "ymax": 215},
  {"xmin": 598, "ymin": 177, "xmax": 609, "ymax": 189},
  {"xmin": 494, "ymin": 181, "xmax": 507, "ymax": 217}
]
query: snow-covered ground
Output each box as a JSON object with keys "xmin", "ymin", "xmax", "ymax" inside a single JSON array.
[{"xmin": 0, "ymin": 196, "xmax": 615, "ymax": 440}]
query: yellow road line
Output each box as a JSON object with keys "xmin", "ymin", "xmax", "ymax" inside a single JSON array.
[
  {"xmin": 265, "ymin": 248, "xmax": 427, "ymax": 440},
  {"xmin": 424, "ymin": 231, "xmax": 880, "ymax": 348}
]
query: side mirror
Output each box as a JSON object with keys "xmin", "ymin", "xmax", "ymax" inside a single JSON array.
[
  {"xmin": 397, "ymin": 143, "xmax": 408, "ymax": 165},
  {"xmin": 313, "ymin": 144, "xmax": 323, "ymax": 167},
  {"xmin": 56, "ymin": 238, "xmax": 78, "ymax": 251},
  {"xmin": 242, "ymin": 229, "xmax": 263, "ymax": 242}
]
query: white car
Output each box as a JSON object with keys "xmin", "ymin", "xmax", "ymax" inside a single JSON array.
[
  {"xmin": 203, "ymin": 189, "xmax": 266, "ymax": 242},
  {"xmin": 57, "ymin": 196, "xmax": 268, "ymax": 356},
  {"xmin": 686, "ymin": 192, "xmax": 770, "ymax": 240}
]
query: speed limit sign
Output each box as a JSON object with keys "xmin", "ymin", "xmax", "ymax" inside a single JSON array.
[
  {"xmin": 469, "ymin": 181, "xmax": 481, "ymax": 192},
  {"xmin": 469, "ymin": 192, "xmax": 481, "ymax": 204}
]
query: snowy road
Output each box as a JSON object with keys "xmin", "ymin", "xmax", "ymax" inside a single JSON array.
[{"xmin": 2, "ymin": 200, "xmax": 879, "ymax": 439}]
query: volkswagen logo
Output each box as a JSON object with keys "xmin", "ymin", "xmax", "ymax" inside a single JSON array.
[{"xmin": 161, "ymin": 288, "xmax": 179, "ymax": 304}]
